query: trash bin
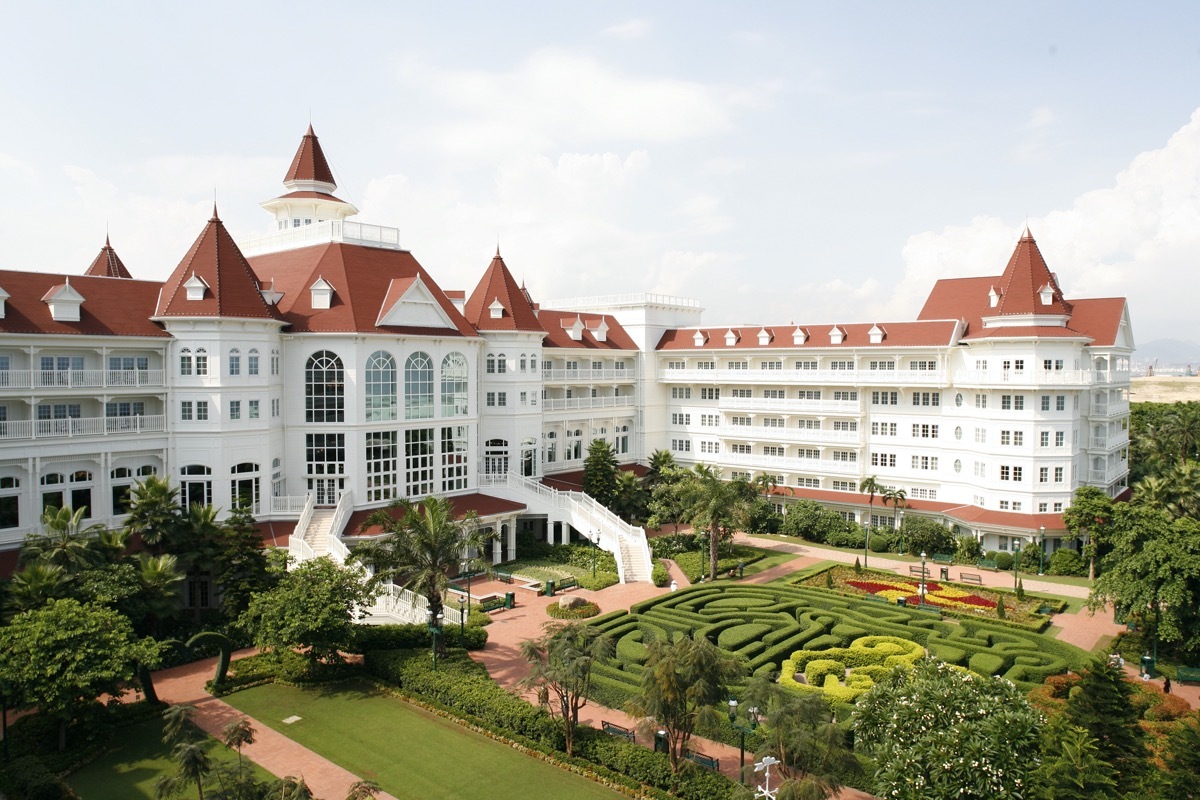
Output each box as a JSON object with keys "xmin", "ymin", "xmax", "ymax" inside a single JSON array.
[
  {"xmin": 654, "ymin": 730, "xmax": 669, "ymax": 754},
  {"xmin": 504, "ymin": 591, "xmax": 515, "ymax": 609},
  {"xmin": 940, "ymin": 567, "xmax": 950, "ymax": 581},
  {"xmin": 897, "ymin": 598, "xmax": 907, "ymax": 607},
  {"xmin": 545, "ymin": 580, "xmax": 556, "ymax": 597},
  {"xmin": 1140, "ymin": 653, "xmax": 1154, "ymax": 676}
]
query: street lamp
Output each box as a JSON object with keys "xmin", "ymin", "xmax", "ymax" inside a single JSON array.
[
  {"xmin": 461, "ymin": 558, "xmax": 473, "ymax": 610},
  {"xmin": 897, "ymin": 509, "xmax": 905, "ymax": 555},
  {"xmin": 458, "ymin": 595, "xmax": 466, "ymax": 636},
  {"xmin": 589, "ymin": 530, "xmax": 599, "ymax": 578},
  {"xmin": 728, "ymin": 698, "xmax": 760, "ymax": 784},
  {"xmin": 1013, "ymin": 544, "xmax": 1021, "ymax": 591},
  {"xmin": 1038, "ymin": 525, "xmax": 1046, "ymax": 575},
  {"xmin": 919, "ymin": 552, "xmax": 927, "ymax": 600},
  {"xmin": 427, "ymin": 610, "xmax": 444, "ymax": 671}
]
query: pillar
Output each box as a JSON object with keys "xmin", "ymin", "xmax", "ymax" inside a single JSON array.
[{"xmin": 507, "ymin": 519, "xmax": 517, "ymax": 561}]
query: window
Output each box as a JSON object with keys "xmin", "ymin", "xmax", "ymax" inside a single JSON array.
[
  {"xmin": 909, "ymin": 360, "xmax": 936, "ymax": 371},
  {"xmin": 519, "ymin": 355, "xmax": 527, "ymax": 373},
  {"xmin": 798, "ymin": 448, "xmax": 820, "ymax": 459},
  {"xmin": 230, "ymin": 462, "xmax": 260, "ymax": 511},
  {"xmin": 405, "ymin": 352, "xmax": 434, "ymax": 419},
  {"xmin": 228, "ymin": 349, "xmax": 241, "ymax": 376},
  {"xmin": 730, "ymin": 443, "xmax": 752, "ymax": 455},
  {"xmin": 912, "ymin": 424, "xmax": 938, "ymax": 438},
  {"xmin": 1015, "ymin": 396, "xmax": 1025, "ymax": 410},
  {"xmin": 871, "ymin": 391, "xmax": 898, "ymax": 405},
  {"xmin": 1001, "ymin": 430, "xmax": 1012, "ymax": 445},
  {"xmin": 832, "ymin": 480, "xmax": 855, "ymax": 491},
  {"xmin": 832, "ymin": 390, "xmax": 857, "ymax": 401},
  {"xmin": 271, "ymin": 398, "xmax": 280, "ymax": 417},
  {"xmin": 486, "ymin": 392, "xmax": 496, "ymax": 407},
  {"xmin": 1040, "ymin": 431, "xmax": 1050, "ymax": 447},
  {"xmin": 519, "ymin": 391, "xmax": 527, "ymax": 406},
  {"xmin": 975, "ymin": 394, "xmax": 988, "ymax": 409},
  {"xmin": 796, "ymin": 476, "xmax": 820, "ymax": 488},
  {"xmin": 305, "ymin": 351, "xmax": 345, "ymax": 423},
  {"xmin": 248, "ymin": 349, "xmax": 259, "ymax": 376},
  {"xmin": 832, "ymin": 451, "xmax": 857, "ymax": 462},
  {"xmin": 1056, "ymin": 395, "xmax": 1066, "ymax": 411},
  {"xmin": 699, "ymin": 441, "xmax": 720, "ymax": 454},
  {"xmin": 911, "ymin": 456, "xmax": 938, "ymax": 471},
  {"xmin": 180, "ymin": 348, "xmax": 193, "ymax": 376},
  {"xmin": 402, "ymin": 429, "xmax": 435, "ymax": 498},
  {"xmin": 733, "ymin": 388, "xmax": 753, "ymax": 398},
  {"xmin": 798, "ymin": 418, "xmax": 819, "ymax": 429},
  {"xmin": 0, "ymin": 476, "xmax": 20, "ymax": 529},
  {"xmin": 760, "ymin": 360, "xmax": 782, "ymax": 370},
  {"xmin": 195, "ymin": 349, "xmax": 208, "ymax": 376},
  {"xmin": 1054, "ymin": 502, "xmax": 1064, "ymax": 512},
  {"xmin": 671, "ymin": 387, "xmax": 692, "ymax": 399},
  {"xmin": 181, "ymin": 401, "xmax": 193, "ymax": 421},
  {"xmin": 798, "ymin": 390, "xmax": 821, "ymax": 400},
  {"xmin": 229, "ymin": 400, "xmax": 241, "ymax": 420},
  {"xmin": 700, "ymin": 414, "xmax": 719, "ymax": 426},
  {"xmin": 795, "ymin": 360, "xmax": 817, "ymax": 370},
  {"xmin": 666, "ymin": 361, "xmax": 685, "ymax": 370},
  {"xmin": 497, "ymin": 354, "xmax": 507, "ymax": 374},
  {"xmin": 763, "ymin": 445, "xmax": 784, "ymax": 457},
  {"xmin": 486, "ymin": 354, "xmax": 496, "ymax": 374},
  {"xmin": 1002, "ymin": 395, "xmax": 1012, "ymax": 410},
  {"xmin": 1041, "ymin": 395, "xmax": 1051, "ymax": 411},
  {"xmin": 1000, "ymin": 466, "xmax": 1023, "ymax": 481},
  {"xmin": 1014, "ymin": 431, "xmax": 1024, "ymax": 446},
  {"xmin": 869, "ymin": 360, "xmax": 896, "ymax": 370},
  {"xmin": 1039, "ymin": 467, "xmax": 1049, "ymax": 483},
  {"xmin": 1055, "ymin": 431, "xmax": 1065, "ymax": 447},
  {"xmin": 1039, "ymin": 502, "xmax": 1049, "ymax": 512},
  {"xmin": 728, "ymin": 361, "xmax": 748, "ymax": 370},
  {"xmin": 671, "ymin": 413, "xmax": 691, "ymax": 425},
  {"xmin": 730, "ymin": 416, "xmax": 751, "ymax": 427},
  {"xmin": 833, "ymin": 420, "xmax": 857, "ymax": 431},
  {"xmin": 871, "ymin": 422, "xmax": 897, "ymax": 436},
  {"xmin": 871, "ymin": 453, "xmax": 896, "ymax": 467},
  {"xmin": 196, "ymin": 401, "xmax": 208, "ymax": 421},
  {"xmin": 954, "ymin": 426, "xmax": 962, "ymax": 440},
  {"xmin": 180, "ymin": 465, "xmax": 212, "ymax": 509},
  {"xmin": 306, "ymin": 433, "xmax": 346, "ymax": 504},
  {"xmin": 270, "ymin": 350, "xmax": 280, "ymax": 375},
  {"xmin": 444, "ymin": 355, "xmax": 470, "ymax": 419},
  {"xmin": 912, "ymin": 392, "xmax": 940, "ymax": 407},
  {"xmin": 441, "ymin": 426, "xmax": 469, "ymax": 492},
  {"xmin": 975, "ymin": 428, "xmax": 986, "ymax": 443},
  {"xmin": 497, "ymin": 392, "xmax": 507, "ymax": 407},
  {"xmin": 762, "ymin": 389, "xmax": 784, "ymax": 399},
  {"xmin": 249, "ymin": 399, "xmax": 259, "ymax": 419},
  {"xmin": 999, "ymin": 501, "xmax": 1010, "ymax": 512},
  {"xmin": 1054, "ymin": 467, "xmax": 1064, "ymax": 483},
  {"xmin": 763, "ymin": 418, "xmax": 784, "ymax": 428},
  {"xmin": 697, "ymin": 361, "xmax": 715, "ymax": 370},
  {"xmin": 700, "ymin": 388, "xmax": 720, "ymax": 400},
  {"xmin": 365, "ymin": 351, "xmax": 397, "ymax": 421},
  {"xmin": 974, "ymin": 462, "xmax": 986, "ymax": 478},
  {"xmin": 829, "ymin": 360, "xmax": 853, "ymax": 370},
  {"xmin": 671, "ymin": 439, "xmax": 692, "ymax": 452}
]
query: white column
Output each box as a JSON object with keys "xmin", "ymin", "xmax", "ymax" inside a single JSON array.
[
  {"xmin": 507, "ymin": 518, "xmax": 517, "ymax": 559},
  {"xmin": 492, "ymin": 527, "xmax": 503, "ymax": 565}
]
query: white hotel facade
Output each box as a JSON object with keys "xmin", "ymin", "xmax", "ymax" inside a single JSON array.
[{"xmin": 0, "ymin": 128, "xmax": 1133, "ymax": 575}]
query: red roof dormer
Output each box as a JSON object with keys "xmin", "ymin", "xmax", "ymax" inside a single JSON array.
[
  {"xmin": 463, "ymin": 249, "xmax": 546, "ymax": 333},
  {"xmin": 993, "ymin": 228, "xmax": 1072, "ymax": 317},
  {"xmin": 285, "ymin": 124, "xmax": 336, "ymax": 188},
  {"xmin": 84, "ymin": 236, "xmax": 133, "ymax": 279}
]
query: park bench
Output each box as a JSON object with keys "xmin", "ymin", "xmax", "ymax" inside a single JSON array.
[
  {"xmin": 556, "ymin": 576, "xmax": 578, "ymax": 591},
  {"xmin": 959, "ymin": 573, "xmax": 983, "ymax": 585},
  {"xmin": 478, "ymin": 596, "xmax": 507, "ymax": 613},
  {"xmin": 909, "ymin": 565, "xmax": 930, "ymax": 577},
  {"xmin": 601, "ymin": 721, "xmax": 636, "ymax": 742},
  {"xmin": 932, "ymin": 554, "xmax": 954, "ymax": 565},
  {"xmin": 916, "ymin": 603, "xmax": 943, "ymax": 616},
  {"xmin": 976, "ymin": 559, "xmax": 998, "ymax": 571},
  {"xmin": 1177, "ymin": 666, "xmax": 1200, "ymax": 683},
  {"xmin": 864, "ymin": 594, "xmax": 889, "ymax": 604},
  {"xmin": 684, "ymin": 749, "xmax": 720, "ymax": 771},
  {"xmin": 493, "ymin": 571, "xmax": 514, "ymax": 584}
]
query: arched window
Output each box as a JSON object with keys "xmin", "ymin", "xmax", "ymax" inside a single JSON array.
[
  {"xmin": 484, "ymin": 439, "xmax": 509, "ymax": 475},
  {"xmin": 519, "ymin": 355, "xmax": 527, "ymax": 373},
  {"xmin": 441, "ymin": 353, "xmax": 469, "ymax": 417},
  {"xmin": 194, "ymin": 348, "xmax": 208, "ymax": 376},
  {"xmin": 306, "ymin": 351, "xmax": 344, "ymax": 423},
  {"xmin": 405, "ymin": 352, "xmax": 433, "ymax": 420},
  {"xmin": 247, "ymin": 348, "xmax": 260, "ymax": 376},
  {"xmin": 497, "ymin": 354, "xmax": 507, "ymax": 374},
  {"xmin": 180, "ymin": 465, "xmax": 212, "ymax": 510},
  {"xmin": 529, "ymin": 355, "xmax": 537, "ymax": 372},
  {"xmin": 230, "ymin": 462, "xmax": 261, "ymax": 513},
  {"xmin": 228, "ymin": 348, "xmax": 241, "ymax": 376},
  {"xmin": 179, "ymin": 348, "xmax": 193, "ymax": 376},
  {"xmin": 486, "ymin": 354, "xmax": 496, "ymax": 374},
  {"xmin": 365, "ymin": 351, "xmax": 397, "ymax": 421}
]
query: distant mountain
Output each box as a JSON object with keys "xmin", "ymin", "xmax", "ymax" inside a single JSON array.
[{"xmin": 1134, "ymin": 339, "xmax": 1200, "ymax": 370}]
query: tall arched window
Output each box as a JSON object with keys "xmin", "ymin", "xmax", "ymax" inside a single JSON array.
[
  {"xmin": 306, "ymin": 351, "xmax": 344, "ymax": 423},
  {"xmin": 484, "ymin": 439, "xmax": 509, "ymax": 475},
  {"xmin": 497, "ymin": 354, "xmax": 507, "ymax": 374},
  {"xmin": 441, "ymin": 352, "xmax": 468, "ymax": 417},
  {"xmin": 365, "ymin": 350, "xmax": 397, "ymax": 421},
  {"xmin": 405, "ymin": 352, "xmax": 433, "ymax": 419}
]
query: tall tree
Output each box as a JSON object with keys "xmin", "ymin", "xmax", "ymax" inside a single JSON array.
[
  {"xmin": 1031, "ymin": 716, "xmax": 1118, "ymax": 800},
  {"xmin": 124, "ymin": 475, "xmax": 185, "ymax": 553},
  {"xmin": 1063, "ymin": 659, "xmax": 1148, "ymax": 795},
  {"xmin": 674, "ymin": 464, "xmax": 755, "ymax": 580},
  {"xmin": 216, "ymin": 504, "xmax": 274, "ymax": 619},
  {"xmin": 1063, "ymin": 486, "xmax": 1114, "ymax": 580},
  {"xmin": 854, "ymin": 659, "xmax": 1043, "ymax": 800},
  {"xmin": 643, "ymin": 449, "xmax": 677, "ymax": 490},
  {"xmin": 354, "ymin": 496, "xmax": 493, "ymax": 638},
  {"xmin": 519, "ymin": 621, "xmax": 614, "ymax": 756},
  {"xmin": 626, "ymin": 633, "xmax": 744, "ymax": 772},
  {"xmin": 19, "ymin": 505, "xmax": 108, "ymax": 572},
  {"xmin": 239, "ymin": 556, "xmax": 378, "ymax": 667},
  {"xmin": 858, "ymin": 476, "xmax": 883, "ymax": 568},
  {"xmin": 583, "ymin": 439, "xmax": 619, "ymax": 509},
  {"xmin": 1163, "ymin": 711, "xmax": 1200, "ymax": 800},
  {"xmin": 3, "ymin": 561, "xmax": 69, "ymax": 617},
  {"xmin": 611, "ymin": 469, "xmax": 649, "ymax": 522}
]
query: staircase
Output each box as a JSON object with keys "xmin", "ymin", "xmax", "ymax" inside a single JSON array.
[
  {"xmin": 479, "ymin": 473, "xmax": 654, "ymax": 582},
  {"xmin": 302, "ymin": 509, "xmax": 336, "ymax": 557}
]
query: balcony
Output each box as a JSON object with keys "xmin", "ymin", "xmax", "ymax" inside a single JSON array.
[
  {"xmin": 1090, "ymin": 433, "xmax": 1130, "ymax": 451},
  {"xmin": 714, "ymin": 425, "xmax": 859, "ymax": 444},
  {"xmin": 541, "ymin": 396, "xmax": 636, "ymax": 412},
  {"xmin": 1090, "ymin": 402, "xmax": 1130, "ymax": 418},
  {"xmin": 719, "ymin": 396, "xmax": 860, "ymax": 414},
  {"xmin": 542, "ymin": 367, "xmax": 638, "ymax": 383},
  {"xmin": 0, "ymin": 414, "xmax": 166, "ymax": 441},
  {"xmin": 660, "ymin": 368, "xmax": 944, "ymax": 385},
  {"xmin": 720, "ymin": 451, "xmax": 860, "ymax": 475},
  {"xmin": 1090, "ymin": 464, "xmax": 1129, "ymax": 485},
  {"xmin": 0, "ymin": 369, "xmax": 165, "ymax": 390},
  {"xmin": 239, "ymin": 219, "xmax": 403, "ymax": 257}
]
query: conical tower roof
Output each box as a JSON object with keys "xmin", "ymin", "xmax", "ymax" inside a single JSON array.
[
  {"xmin": 464, "ymin": 249, "xmax": 545, "ymax": 332},
  {"xmin": 993, "ymin": 227, "xmax": 1072, "ymax": 316},
  {"xmin": 284, "ymin": 124, "xmax": 336, "ymax": 187},
  {"xmin": 84, "ymin": 236, "xmax": 133, "ymax": 279},
  {"xmin": 155, "ymin": 206, "xmax": 285, "ymax": 320}
]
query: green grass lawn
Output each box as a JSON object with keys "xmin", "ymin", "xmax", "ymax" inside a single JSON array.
[
  {"xmin": 67, "ymin": 717, "xmax": 274, "ymax": 800},
  {"xmin": 223, "ymin": 681, "xmax": 624, "ymax": 800}
]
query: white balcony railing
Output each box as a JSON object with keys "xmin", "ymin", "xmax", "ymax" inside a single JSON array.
[
  {"xmin": 1090, "ymin": 465, "xmax": 1129, "ymax": 485},
  {"xmin": 718, "ymin": 396, "xmax": 860, "ymax": 415},
  {"xmin": 712, "ymin": 425, "xmax": 859, "ymax": 444},
  {"xmin": 239, "ymin": 219, "xmax": 404, "ymax": 257},
  {"xmin": 1090, "ymin": 402, "xmax": 1130, "ymax": 418},
  {"xmin": 719, "ymin": 451, "xmax": 861, "ymax": 475},
  {"xmin": 1090, "ymin": 434, "xmax": 1130, "ymax": 451},
  {"xmin": 660, "ymin": 368, "xmax": 944, "ymax": 385},
  {"xmin": 541, "ymin": 396, "xmax": 636, "ymax": 412},
  {"xmin": 0, "ymin": 414, "xmax": 166, "ymax": 440},
  {"xmin": 541, "ymin": 368, "xmax": 638, "ymax": 383},
  {"xmin": 0, "ymin": 369, "xmax": 165, "ymax": 390},
  {"xmin": 268, "ymin": 494, "xmax": 310, "ymax": 515}
]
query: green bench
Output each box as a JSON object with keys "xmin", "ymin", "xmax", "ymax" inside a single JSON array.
[
  {"xmin": 601, "ymin": 720, "xmax": 636, "ymax": 742},
  {"xmin": 977, "ymin": 559, "xmax": 998, "ymax": 571},
  {"xmin": 1177, "ymin": 666, "xmax": 1200, "ymax": 683},
  {"xmin": 916, "ymin": 603, "xmax": 942, "ymax": 616},
  {"xmin": 959, "ymin": 572, "xmax": 982, "ymax": 585},
  {"xmin": 932, "ymin": 554, "xmax": 954, "ymax": 565},
  {"xmin": 479, "ymin": 596, "xmax": 507, "ymax": 613},
  {"xmin": 864, "ymin": 594, "xmax": 889, "ymax": 604},
  {"xmin": 684, "ymin": 750, "xmax": 719, "ymax": 771},
  {"xmin": 909, "ymin": 565, "xmax": 930, "ymax": 577},
  {"xmin": 494, "ymin": 572, "xmax": 514, "ymax": 584},
  {"xmin": 557, "ymin": 576, "xmax": 578, "ymax": 591}
]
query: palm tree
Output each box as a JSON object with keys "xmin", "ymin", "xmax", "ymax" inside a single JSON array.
[
  {"xmin": 19, "ymin": 506, "xmax": 108, "ymax": 572},
  {"xmin": 611, "ymin": 470, "xmax": 648, "ymax": 522},
  {"xmin": 272, "ymin": 776, "xmax": 315, "ymax": 800},
  {"xmin": 858, "ymin": 476, "xmax": 883, "ymax": 568},
  {"xmin": 519, "ymin": 621, "xmax": 615, "ymax": 756},
  {"xmin": 345, "ymin": 779, "xmax": 382, "ymax": 799},
  {"xmin": 677, "ymin": 465, "xmax": 755, "ymax": 581},
  {"xmin": 4, "ymin": 562, "xmax": 69, "ymax": 617},
  {"xmin": 354, "ymin": 496, "xmax": 494, "ymax": 650},
  {"xmin": 882, "ymin": 487, "xmax": 908, "ymax": 553},
  {"xmin": 125, "ymin": 475, "xmax": 184, "ymax": 553},
  {"xmin": 137, "ymin": 553, "xmax": 186, "ymax": 635},
  {"xmin": 221, "ymin": 717, "xmax": 255, "ymax": 767},
  {"xmin": 155, "ymin": 740, "xmax": 213, "ymax": 800},
  {"xmin": 644, "ymin": 449, "xmax": 677, "ymax": 489},
  {"xmin": 162, "ymin": 703, "xmax": 197, "ymax": 745}
]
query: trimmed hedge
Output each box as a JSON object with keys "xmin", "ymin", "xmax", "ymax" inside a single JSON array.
[
  {"xmin": 547, "ymin": 601, "xmax": 601, "ymax": 619},
  {"xmin": 353, "ymin": 622, "xmax": 488, "ymax": 652}
]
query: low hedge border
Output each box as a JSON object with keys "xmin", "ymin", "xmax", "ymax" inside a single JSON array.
[{"xmin": 547, "ymin": 601, "xmax": 602, "ymax": 619}]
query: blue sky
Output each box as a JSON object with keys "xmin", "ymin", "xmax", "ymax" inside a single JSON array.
[{"xmin": 2, "ymin": 2, "xmax": 1198, "ymax": 344}]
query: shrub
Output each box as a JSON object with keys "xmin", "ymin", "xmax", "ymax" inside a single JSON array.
[
  {"xmin": 1048, "ymin": 549, "xmax": 1086, "ymax": 576},
  {"xmin": 868, "ymin": 529, "xmax": 894, "ymax": 553},
  {"xmin": 354, "ymin": 622, "xmax": 488, "ymax": 652},
  {"xmin": 955, "ymin": 535, "xmax": 983, "ymax": 563},
  {"xmin": 546, "ymin": 601, "xmax": 601, "ymax": 619},
  {"xmin": 3, "ymin": 755, "xmax": 67, "ymax": 800},
  {"xmin": 901, "ymin": 517, "xmax": 957, "ymax": 556},
  {"xmin": 651, "ymin": 561, "xmax": 670, "ymax": 587},
  {"xmin": 994, "ymin": 551, "xmax": 1014, "ymax": 571},
  {"xmin": 827, "ymin": 527, "xmax": 866, "ymax": 550},
  {"xmin": 997, "ymin": 596, "xmax": 1006, "ymax": 619}
]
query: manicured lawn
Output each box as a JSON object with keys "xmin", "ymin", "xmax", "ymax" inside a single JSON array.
[
  {"xmin": 223, "ymin": 681, "xmax": 624, "ymax": 800},
  {"xmin": 67, "ymin": 717, "xmax": 274, "ymax": 800}
]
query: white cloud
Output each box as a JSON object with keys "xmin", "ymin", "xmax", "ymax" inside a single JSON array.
[
  {"xmin": 603, "ymin": 18, "xmax": 652, "ymax": 39},
  {"xmin": 1015, "ymin": 105, "xmax": 1064, "ymax": 161}
]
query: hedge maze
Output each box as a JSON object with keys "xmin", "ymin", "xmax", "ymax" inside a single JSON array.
[{"xmin": 587, "ymin": 584, "xmax": 1087, "ymax": 706}]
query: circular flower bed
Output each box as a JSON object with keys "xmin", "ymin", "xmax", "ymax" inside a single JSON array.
[{"xmin": 546, "ymin": 600, "xmax": 601, "ymax": 619}]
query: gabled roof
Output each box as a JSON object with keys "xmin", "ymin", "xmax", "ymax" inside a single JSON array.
[
  {"xmin": 655, "ymin": 320, "xmax": 960, "ymax": 350},
  {"xmin": 538, "ymin": 309, "xmax": 638, "ymax": 350},
  {"xmin": 84, "ymin": 237, "xmax": 133, "ymax": 279},
  {"xmin": 0, "ymin": 270, "xmax": 168, "ymax": 337},
  {"xmin": 155, "ymin": 208, "xmax": 286, "ymax": 321},
  {"xmin": 993, "ymin": 229, "xmax": 1072, "ymax": 317},
  {"xmin": 284, "ymin": 124, "xmax": 336, "ymax": 187},
  {"xmin": 247, "ymin": 242, "xmax": 478, "ymax": 337},
  {"xmin": 463, "ymin": 250, "xmax": 546, "ymax": 333}
]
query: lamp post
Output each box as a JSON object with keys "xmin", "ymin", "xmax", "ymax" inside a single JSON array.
[
  {"xmin": 589, "ymin": 530, "xmax": 598, "ymax": 578},
  {"xmin": 458, "ymin": 595, "xmax": 466, "ymax": 636},
  {"xmin": 427, "ymin": 610, "xmax": 444, "ymax": 671},
  {"xmin": 461, "ymin": 558, "xmax": 473, "ymax": 610},
  {"xmin": 897, "ymin": 509, "xmax": 905, "ymax": 555},
  {"xmin": 919, "ymin": 552, "xmax": 927, "ymax": 600},
  {"xmin": 728, "ymin": 698, "xmax": 760, "ymax": 784},
  {"xmin": 1038, "ymin": 525, "xmax": 1046, "ymax": 575},
  {"xmin": 1013, "ymin": 544, "xmax": 1021, "ymax": 591}
]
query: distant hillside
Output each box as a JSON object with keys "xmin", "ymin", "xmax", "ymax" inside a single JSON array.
[{"xmin": 1134, "ymin": 338, "xmax": 1200, "ymax": 372}]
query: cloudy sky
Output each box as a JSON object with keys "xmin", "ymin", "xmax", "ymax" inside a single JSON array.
[{"xmin": 2, "ymin": 2, "xmax": 1198, "ymax": 345}]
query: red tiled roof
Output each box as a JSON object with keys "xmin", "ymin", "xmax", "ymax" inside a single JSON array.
[
  {"xmin": 345, "ymin": 493, "xmax": 527, "ymax": 536},
  {"xmin": 277, "ymin": 190, "xmax": 349, "ymax": 203},
  {"xmin": 463, "ymin": 251, "xmax": 546, "ymax": 333},
  {"xmin": 542, "ymin": 464, "xmax": 646, "ymax": 492},
  {"xmin": 1063, "ymin": 298, "xmax": 1128, "ymax": 347},
  {"xmin": 538, "ymin": 309, "xmax": 639, "ymax": 350},
  {"xmin": 284, "ymin": 124, "xmax": 336, "ymax": 186},
  {"xmin": 655, "ymin": 321, "xmax": 959, "ymax": 350},
  {"xmin": 0, "ymin": 270, "xmax": 169, "ymax": 337},
  {"xmin": 993, "ymin": 229, "xmax": 1072, "ymax": 317},
  {"xmin": 247, "ymin": 242, "xmax": 478, "ymax": 337},
  {"xmin": 155, "ymin": 209, "xmax": 286, "ymax": 321},
  {"xmin": 254, "ymin": 519, "xmax": 297, "ymax": 549},
  {"xmin": 84, "ymin": 237, "xmax": 133, "ymax": 279}
]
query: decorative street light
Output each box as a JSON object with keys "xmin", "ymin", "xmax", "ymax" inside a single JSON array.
[
  {"xmin": 1038, "ymin": 525, "xmax": 1046, "ymax": 575},
  {"xmin": 728, "ymin": 698, "xmax": 760, "ymax": 784},
  {"xmin": 461, "ymin": 558, "xmax": 473, "ymax": 610},
  {"xmin": 589, "ymin": 530, "xmax": 599, "ymax": 578},
  {"xmin": 1013, "ymin": 544, "xmax": 1021, "ymax": 591},
  {"xmin": 427, "ymin": 609, "xmax": 445, "ymax": 671},
  {"xmin": 897, "ymin": 509, "xmax": 905, "ymax": 555},
  {"xmin": 919, "ymin": 552, "xmax": 927, "ymax": 600},
  {"xmin": 458, "ymin": 595, "xmax": 466, "ymax": 636}
]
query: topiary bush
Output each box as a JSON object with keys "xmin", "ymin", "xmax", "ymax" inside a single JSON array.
[
  {"xmin": 651, "ymin": 560, "xmax": 670, "ymax": 587},
  {"xmin": 546, "ymin": 600, "xmax": 601, "ymax": 619},
  {"xmin": 1048, "ymin": 548, "xmax": 1086, "ymax": 576},
  {"xmin": 994, "ymin": 551, "xmax": 1014, "ymax": 571}
]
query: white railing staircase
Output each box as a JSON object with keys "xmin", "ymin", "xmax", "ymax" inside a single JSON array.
[{"xmin": 478, "ymin": 472, "xmax": 654, "ymax": 583}]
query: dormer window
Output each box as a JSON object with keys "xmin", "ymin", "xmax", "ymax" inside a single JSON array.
[
  {"xmin": 489, "ymin": 298, "xmax": 505, "ymax": 319},
  {"xmin": 988, "ymin": 286, "xmax": 1001, "ymax": 308},
  {"xmin": 563, "ymin": 315, "xmax": 585, "ymax": 341},
  {"xmin": 0, "ymin": 285, "xmax": 8, "ymax": 319},
  {"xmin": 757, "ymin": 328, "xmax": 772, "ymax": 346},
  {"xmin": 693, "ymin": 330, "xmax": 708, "ymax": 347},
  {"xmin": 829, "ymin": 326, "xmax": 845, "ymax": 345},
  {"xmin": 868, "ymin": 324, "xmax": 885, "ymax": 344},
  {"xmin": 41, "ymin": 281, "xmax": 85, "ymax": 322},
  {"xmin": 310, "ymin": 277, "xmax": 334, "ymax": 310},
  {"xmin": 725, "ymin": 329, "xmax": 739, "ymax": 347},
  {"xmin": 792, "ymin": 327, "xmax": 807, "ymax": 345},
  {"xmin": 184, "ymin": 274, "xmax": 209, "ymax": 302},
  {"xmin": 588, "ymin": 318, "xmax": 610, "ymax": 342},
  {"xmin": 1038, "ymin": 284, "xmax": 1055, "ymax": 306}
]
